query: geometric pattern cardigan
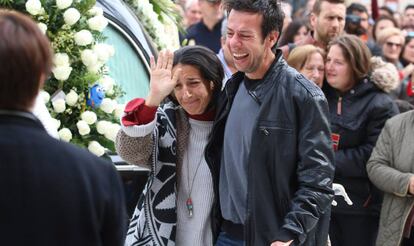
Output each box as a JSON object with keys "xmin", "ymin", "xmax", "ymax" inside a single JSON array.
[{"xmin": 116, "ymin": 102, "xmax": 189, "ymax": 246}]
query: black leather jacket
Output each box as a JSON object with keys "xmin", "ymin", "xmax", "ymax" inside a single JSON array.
[{"xmin": 206, "ymin": 51, "xmax": 335, "ymax": 246}]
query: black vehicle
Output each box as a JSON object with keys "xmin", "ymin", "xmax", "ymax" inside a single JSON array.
[{"xmin": 98, "ymin": 0, "xmax": 154, "ymax": 215}]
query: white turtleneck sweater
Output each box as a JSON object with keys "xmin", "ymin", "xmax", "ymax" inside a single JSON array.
[{"xmin": 176, "ymin": 118, "xmax": 214, "ymax": 246}]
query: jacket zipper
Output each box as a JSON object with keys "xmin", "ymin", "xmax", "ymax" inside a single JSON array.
[{"xmin": 337, "ymin": 97, "xmax": 342, "ymax": 115}]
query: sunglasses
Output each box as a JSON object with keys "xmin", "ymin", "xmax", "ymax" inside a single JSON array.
[{"xmin": 385, "ymin": 41, "xmax": 402, "ymax": 48}]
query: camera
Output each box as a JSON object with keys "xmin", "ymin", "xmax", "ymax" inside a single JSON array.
[
  {"xmin": 346, "ymin": 15, "xmax": 361, "ymax": 25},
  {"xmin": 345, "ymin": 14, "xmax": 365, "ymax": 36}
]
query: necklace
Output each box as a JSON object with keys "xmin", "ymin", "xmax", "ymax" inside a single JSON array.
[{"xmin": 185, "ymin": 147, "xmax": 205, "ymax": 218}]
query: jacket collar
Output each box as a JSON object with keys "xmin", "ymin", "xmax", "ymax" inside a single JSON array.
[
  {"xmin": 224, "ymin": 49, "xmax": 286, "ymax": 104},
  {"xmin": 0, "ymin": 109, "xmax": 45, "ymax": 131}
]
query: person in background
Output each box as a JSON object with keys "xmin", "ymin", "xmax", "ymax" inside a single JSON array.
[
  {"xmin": 372, "ymin": 15, "xmax": 398, "ymax": 44},
  {"xmin": 395, "ymin": 34, "xmax": 414, "ymax": 106},
  {"xmin": 116, "ymin": 46, "xmax": 223, "ymax": 246},
  {"xmin": 217, "ymin": 18, "xmax": 236, "ymax": 87},
  {"xmin": 402, "ymin": 5, "xmax": 414, "ymax": 32},
  {"xmin": 183, "ymin": 0, "xmax": 223, "ymax": 53},
  {"xmin": 377, "ymin": 27, "xmax": 414, "ymax": 101},
  {"xmin": 206, "ymin": 0, "xmax": 335, "ymax": 245},
  {"xmin": 345, "ymin": 3, "xmax": 370, "ymax": 42},
  {"xmin": 278, "ymin": 19, "xmax": 310, "ymax": 47},
  {"xmin": 324, "ymin": 34, "xmax": 399, "ymax": 246},
  {"xmin": 0, "ymin": 10, "xmax": 126, "ymax": 246},
  {"xmin": 183, "ymin": 0, "xmax": 202, "ymax": 28},
  {"xmin": 280, "ymin": 1, "xmax": 293, "ymax": 33},
  {"xmin": 367, "ymin": 110, "xmax": 414, "ymax": 246},
  {"xmin": 281, "ymin": 0, "xmax": 346, "ymax": 58},
  {"xmin": 379, "ymin": 5, "xmax": 394, "ymax": 18},
  {"xmin": 287, "ymin": 44, "xmax": 325, "ymax": 88}
]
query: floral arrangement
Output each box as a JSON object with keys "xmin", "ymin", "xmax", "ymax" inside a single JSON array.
[
  {"xmin": 0, "ymin": 0, "xmax": 124, "ymax": 157},
  {"xmin": 125, "ymin": 0, "xmax": 181, "ymax": 51}
]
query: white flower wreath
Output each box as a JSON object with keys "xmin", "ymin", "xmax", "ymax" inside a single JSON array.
[{"xmin": 2, "ymin": 0, "xmax": 124, "ymax": 157}]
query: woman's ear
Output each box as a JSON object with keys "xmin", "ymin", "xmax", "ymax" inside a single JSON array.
[{"xmin": 210, "ymin": 81, "xmax": 214, "ymax": 90}]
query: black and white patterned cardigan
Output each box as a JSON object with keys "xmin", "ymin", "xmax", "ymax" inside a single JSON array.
[{"xmin": 116, "ymin": 101, "xmax": 190, "ymax": 246}]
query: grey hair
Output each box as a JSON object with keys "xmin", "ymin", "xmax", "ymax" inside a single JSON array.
[{"xmin": 185, "ymin": 0, "xmax": 198, "ymax": 11}]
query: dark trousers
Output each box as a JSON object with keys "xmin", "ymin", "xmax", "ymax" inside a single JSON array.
[
  {"xmin": 216, "ymin": 232, "xmax": 245, "ymax": 246},
  {"xmin": 329, "ymin": 213, "xmax": 379, "ymax": 246}
]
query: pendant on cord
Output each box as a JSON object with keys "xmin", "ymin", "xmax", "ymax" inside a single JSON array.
[{"xmin": 186, "ymin": 197, "xmax": 193, "ymax": 217}]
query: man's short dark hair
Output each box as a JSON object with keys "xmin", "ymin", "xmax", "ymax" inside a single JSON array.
[
  {"xmin": 405, "ymin": 4, "xmax": 414, "ymax": 12},
  {"xmin": 222, "ymin": 0, "xmax": 284, "ymax": 39},
  {"xmin": 0, "ymin": 10, "xmax": 52, "ymax": 111},
  {"xmin": 346, "ymin": 3, "xmax": 368, "ymax": 15},
  {"xmin": 312, "ymin": 0, "xmax": 346, "ymax": 15}
]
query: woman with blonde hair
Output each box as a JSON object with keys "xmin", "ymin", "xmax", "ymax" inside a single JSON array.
[{"xmin": 287, "ymin": 44, "xmax": 325, "ymax": 88}]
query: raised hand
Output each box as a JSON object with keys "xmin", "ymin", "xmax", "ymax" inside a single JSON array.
[{"xmin": 145, "ymin": 50, "xmax": 181, "ymax": 107}]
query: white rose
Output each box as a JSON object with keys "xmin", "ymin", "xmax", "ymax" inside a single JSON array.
[
  {"xmin": 104, "ymin": 123, "xmax": 121, "ymax": 142},
  {"xmin": 37, "ymin": 22, "xmax": 47, "ymax": 34},
  {"xmin": 99, "ymin": 76, "xmax": 114, "ymax": 94},
  {"xmin": 65, "ymin": 90, "xmax": 78, "ymax": 106},
  {"xmin": 88, "ymin": 6, "xmax": 104, "ymax": 16},
  {"xmin": 51, "ymin": 118, "xmax": 61, "ymax": 129},
  {"xmin": 54, "ymin": 53, "xmax": 70, "ymax": 67},
  {"xmin": 52, "ymin": 99, "xmax": 66, "ymax": 113},
  {"xmin": 114, "ymin": 104, "xmax": 125, "ymax": 119},
  {"xmin": 25, "ymin": 0, "xmax": 44, "ymax": 15},
  {"xmin": 86, "ymin": 63, "xmax": 102, "ymax": 74},
  {"xmin": 93, "ymin": 44, "xmax": 114, "ymax": 63},
  {"xmin": 80, "ymin": 49, "xmax": 98, "ymax": 67},
  {"xmin": 39, "ymin": 90, "xmax": 50, "ymax": 103},
  {"xmin": 58, "ymin": 128, "xmax": 72, "ymax": 142},
  {"xmin": 96, "ymin": 120, "xmax": 111, "ymax": 135},
  {"xmin": 100, "ymin": 98, "xmax": 115, "ymax": 114},
  {"xmin": 56, "ymin": 0, "xmax": 72, "ymax": 9},
  {"xmin": 87, "ymin": 15, "xmax": 108, "ymax": 32},
  {"xmin": 63, "ymin": 8, "xmax": 80, "ymax": 26},
  {"xmin": 81, "ymin": 111, "xmax": 97, "ymax": 125},
  {"xmin": 74, "ymin": 30, "xmax": 94, "ymax": 46},
  {"xmin": 52, "ymin": 66, "xmax": 72, "ymax": 81},
  {"xmin": 88, "ymin": 141, "xmax": 105, "ymax": 157},
  {"xmin": 76, "ymin": 120, "xmax": 90, "ymax": 136}
]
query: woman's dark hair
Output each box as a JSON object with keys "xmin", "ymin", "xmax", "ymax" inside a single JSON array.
[
  {"xmin": 278, "ymin": 19, "xmax": 309, "ymax": 46},
  {"xmin": 400, "ymin": 35, "xmax": 414, "ymax": 66},
  {"xmin": 0, "ymin": 10, "xmax": 52, "ymax": 111},
  {"xmin": 171, "ymin": 45, "xmax": 224, "ymax": 110},
  {"xmin": 372, "ymin": 15, "xmax": 398, "ymax": 41}
]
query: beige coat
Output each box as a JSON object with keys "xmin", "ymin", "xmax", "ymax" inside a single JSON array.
[{"xmin": 367, "ymin": 111, "xmax": 414, "ymax": 246}]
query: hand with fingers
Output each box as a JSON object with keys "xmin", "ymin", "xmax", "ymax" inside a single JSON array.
[{"xmin": 145, "ymin": 50, "xmax": 181, "ymax": 107}]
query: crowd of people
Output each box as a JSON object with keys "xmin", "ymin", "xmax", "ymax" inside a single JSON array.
[{"xmin": 3, "ymin": 0, "xmax": 414, "ymax": 246}]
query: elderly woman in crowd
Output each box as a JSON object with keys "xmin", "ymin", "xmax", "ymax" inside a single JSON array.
[
  {"xmin": 323, "ymin": 34, "xmax": 399, "ymax": 246},
  {"xmin": 367, "ymin": 110, "xmax": 414, "ymax": 246},
  {"xmin": 287, "ymin": 44, "xmax": 325, "ymax": 88},
  {"xmin": 116, "ymin": 45, "xmax": 223, "ymax": 246}
]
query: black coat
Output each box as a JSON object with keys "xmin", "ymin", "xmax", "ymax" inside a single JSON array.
[
  {"xmin": 324, "ymin": 78, "xmax": 399, "ymax": 216},
  {"xmin": 206, "ymin": 51, "xmax": 335, "ymax": 246},
  {"xmin": 0, "ymin": 112, "xmax": 127, "ymax": 246}
]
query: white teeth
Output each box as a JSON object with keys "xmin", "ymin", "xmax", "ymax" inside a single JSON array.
[{"xmin": 233, "ymin": 53, "xmax": 247, "ymax": 58}]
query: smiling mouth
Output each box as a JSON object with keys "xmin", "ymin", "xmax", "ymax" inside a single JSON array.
[{"xmin": 233, "ymin": 53, "xmax": 248, "ymax": 60}]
